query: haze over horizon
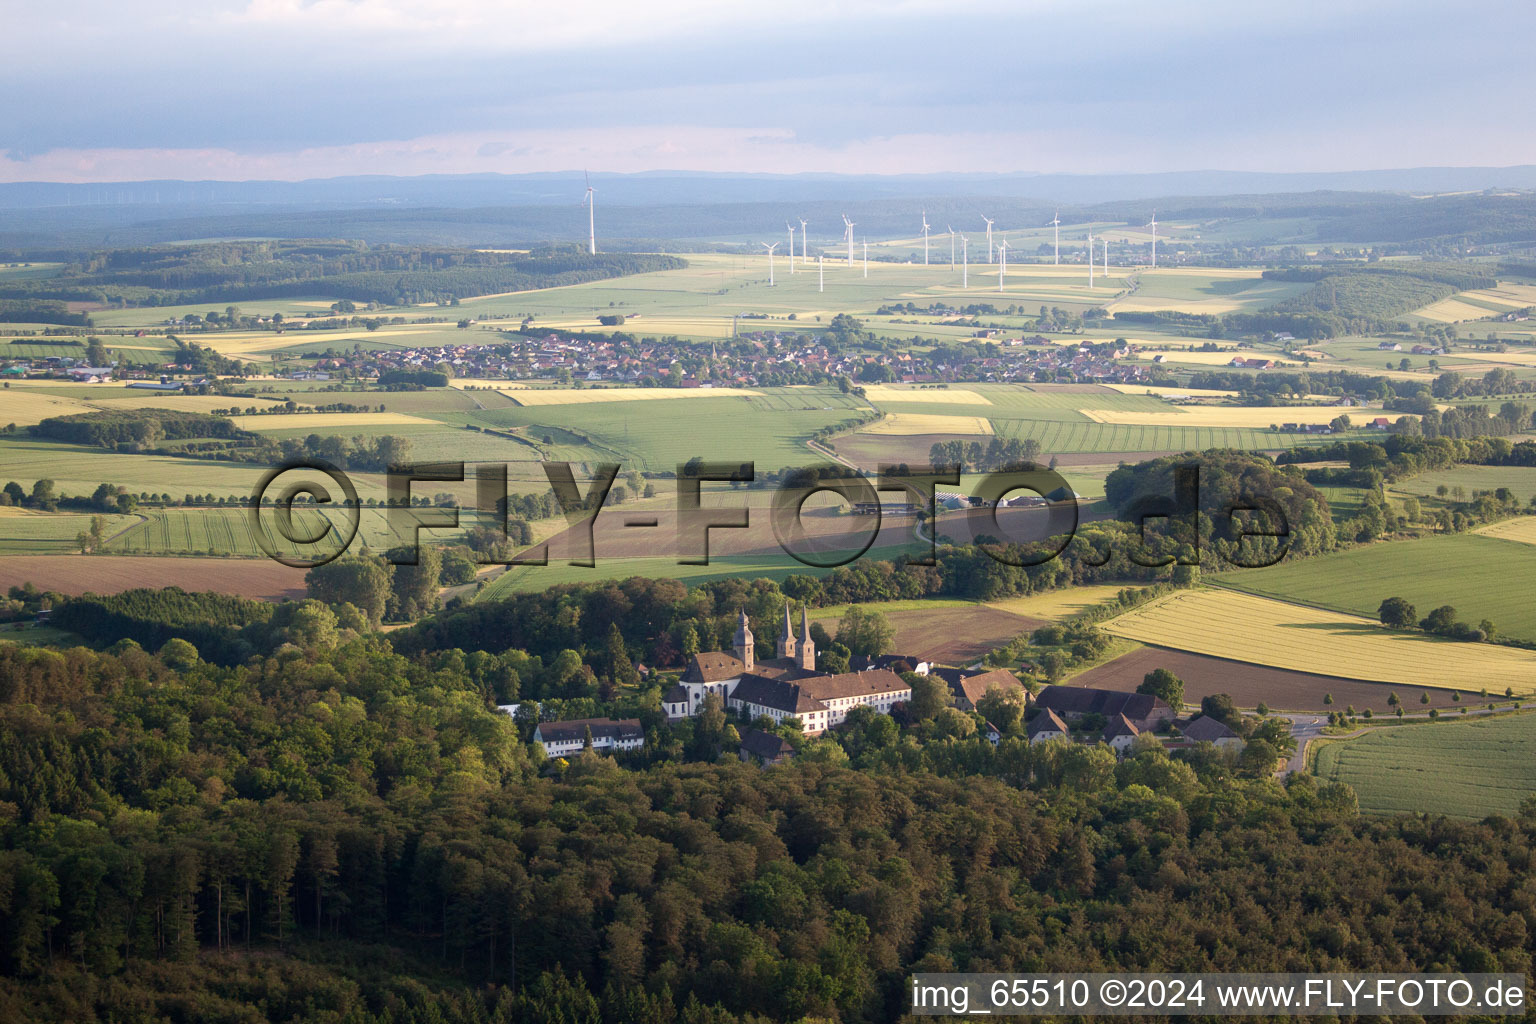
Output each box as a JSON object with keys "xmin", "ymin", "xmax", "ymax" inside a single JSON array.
[{"xmin": 6, "ymin": 0, "xmax": 1535, "ymax": 184}]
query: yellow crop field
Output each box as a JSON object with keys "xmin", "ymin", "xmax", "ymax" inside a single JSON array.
[
  {"xmin": 87, "ymin": 393, "xmax": 301, "ymax": 413},
  {"xmin": 1079, "ymin": 404, "xmax": 1379, "ymax": 428},
  {"xmin": 506, "ymin": 387, "xmax": 762, "ymax": 406},
  {"xmin": 449, "ymin": 378, "xmax": 530, "ymax": 390},
  {"xmin": 988, "ymin": 584, "xmax": 1143, "ymax": 620},
  {"xmin": 1473, "ymin": 518, "xmax": 1536, "ymax": 546},
  {"xmin": 1101, "ymin": 384, "xmax": 1241, "ymax": 398},
  {"xmin": 1416, "ymin": 284, "xmax": 1536, "ymax": 323},
  {"xmin": 198, "ymin": 328, "xmax": 447, "ymax": 356},
  {"xmin": 1103, "ymin": 589, "xmax": 1536, "ymax": 694},
  {"xmin": 1436, "ymin": 348, "xmax": 1536, "ymax": 367},
  {"xmin": 861, "ymin": 386, "xmax": 993, "ymax": 406},
  {"xmin": 859, "ymin": 413, "xmax": 994, "ymax": 435},
  {"xmin": 229, "ymin": 412, "xmax": 436, "ymax": 429},
  {"xmin": 0, "ymin": 390, "xmax": 99, "ymax": 425},
  {"xmin": 1131, "ymin": 350, "xmax": 1249, "ymax": 366}
]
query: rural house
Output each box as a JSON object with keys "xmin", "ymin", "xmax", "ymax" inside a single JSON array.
[{"xmin": 534, "ymin": 718, "xmax": 645, "ymax": 757}]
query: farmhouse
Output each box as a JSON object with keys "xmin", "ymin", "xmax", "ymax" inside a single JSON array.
[
  {"xmin": 931, "ymin": 666, "xmax": 1028, "ymax": 711},
  {"xmin": 853, "ymin": 653, "xmax": 932, "ymax": 675},
  {"xmin": 667, "ymin": 606, "xmax": 911, "ymax": 735},
  {"xmin": 1028, "ymin": 708, "xmax": 1070, "ymax": 744},
  {"xmin": 1179, "ymin": 715, "xmax": 1244, "ymax": 749},
  {"xmin": 739, "ymin": 728, "xmax": 795, "ymax": 766},
  {"xmin": 534, "ymin": 718, "xmax": 645, "ymax": 757},
  {"xmin": 1034, "ymin": 685, "xmax": 1175, "ymax": 731},
  {"xmin": 1102, "ymin": 714, "xmax": 1141, "ymax": 754}
]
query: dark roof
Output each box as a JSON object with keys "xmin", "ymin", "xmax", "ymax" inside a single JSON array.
[
  {"xmin": 851, "ymin": 654, "xmax": 923, "ymax": 672},
  {"xmin": 1035, "ymin": 685, "xmax": 1170, "ymax": 722},
  {"xmin": 1103, "ymin": 713, "xmax": 1140, "ymax": 740},
  {"xmin": 740, "ymin": 728, "xmax": 795, "ymax": 760},
  {"xmin": 682, "ymin": 652, "xmax": 746, "ymax": 683},
  {"xmin": 730, "ymin": 673, "xmax": 824, "ymax": 714},
  {"xmin": 662, "ymin": 684, "xmax": 688, "ymax": 704},
  {"xmin": 1181, "ymin": 715, "xmax": 1238, "ymax": 742},
  {"xmin": 537, "ymin": 717, "xmax": 643, "ymax": 744},
  {"xmin": 1029, "ymin": 708, "xmax": 1068, "ymax": 736}
]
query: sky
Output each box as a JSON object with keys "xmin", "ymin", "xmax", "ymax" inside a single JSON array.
[{"xmin": 3, "ymin": 0, "xmax": 1534, "ymax": 183}]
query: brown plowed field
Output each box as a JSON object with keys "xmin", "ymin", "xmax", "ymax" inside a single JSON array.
[
  {"xmin": 0, "ymin": 555, "xmax": 309, "ymax": 601},
  {"xmin": 1071, "ymin": 645, "xmax": 1466, "ymax": 712}
]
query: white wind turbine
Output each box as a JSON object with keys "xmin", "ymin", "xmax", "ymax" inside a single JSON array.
[
  {"xmin": 981, "ymin": 215, "xmax": 995, "ymax": 262},
  {"xmin": 948, "ymin": 225, "xmax": 956, "ymax": 268},
  {"xmin": 1103, "ymin": 238, "xmax": 1109, "ymax": 277},
  {"xmin": 960, "ymin": 232, "xmax": 969, "ymax": 288},
  {"xmin": 582, "ymin": 171, "xmax": 596, "ymax": 255},
  {"xmin": 1051, "ymin": 211, "xmax": 1061, "ymax": 265},
  {"xmin": 1147, "ymin": 211, "xmax": 1158, "ymax": 268},
  {"xmin": 787, "ymin": 223, "xmax": 796, "ymax": 274},
  {"xmin": 842, "ymin": 214, "xmax": 855, "ymax": 267},
  {"xmin": 921, "ymin": 211, "xmax": 930, "ymax": 266},
  {"xmin": 863, "ymin": 239, "xmax": 868, "ymax": 278},
  {"xmin": 762, "ymin": 242, "xmax": 778, "ymax": 286},
  {"xmin": 818, "ymin": 254, "xmax": 824, "ymax": 292},
  {"xmin": 798, "ymin": 218, "xmax": 808, "ymax": 267},
  {"xmin": 998, "ymin": 239, "xmax": 1008, "ymax": 293},
  {"xmin": 1087, "ymin": 230, "xmax": 1094, "ymax": 287}
]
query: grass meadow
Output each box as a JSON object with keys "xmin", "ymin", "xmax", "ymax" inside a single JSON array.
[{"xmin": 1218, "ymin": 532, "xmax": 1536, "ymax": 642}]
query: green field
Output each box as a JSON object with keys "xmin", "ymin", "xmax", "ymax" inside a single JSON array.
[
  {"xmin": 1315, "ymin": 713, "xmax": 1536, "ymax": 818},
  {"xmin": 0, "ymin": 510, "xmax": 137, "ymax": 553},
  {"xmin": 1219, "ymin": 532, "xmax": 1536, "ymax": 641},
  {"xmin": 1393, "ymin": 465, "xmax": 1536, "ymax": 504},
  {"xmin": 105, "ymin": 506, "xmax": 471, "ymax": 561},
  {"xmin": 476, "ymin": 553, "xmax": 835, "ymax": 601}
]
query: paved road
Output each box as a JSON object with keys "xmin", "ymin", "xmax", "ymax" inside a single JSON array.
[{"xmin": 1283, "ymin": 704, "xmax": 1517, "ymax": 776}]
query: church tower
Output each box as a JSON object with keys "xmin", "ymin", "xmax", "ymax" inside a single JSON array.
[
  {"xmin": 798, "ymin": 605, "xmax": 816, "ymax": 671},
  {"xmin": 733, "ymin": 608, "xmax": 755, "ymax": 671},
  {"xmin": 776, "ymin": 601, "xmax": 797, "ymax": 661}
]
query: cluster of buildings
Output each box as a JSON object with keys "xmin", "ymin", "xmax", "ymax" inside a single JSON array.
[{"xmin": 529, "ymin": 604, "xmax": 1243, "ymax": 764}]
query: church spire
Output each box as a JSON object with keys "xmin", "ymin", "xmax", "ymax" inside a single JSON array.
[
  {"xmin": 777, "ymin": 601, "xmax": 797, "ymax": 661},
  {"xmin": 733, "ymin": 607, "xmax": 755, "ymax": 670},
  {"xmin": 797, "ymin": 605, "xmax": 816, "ymax": 670}
]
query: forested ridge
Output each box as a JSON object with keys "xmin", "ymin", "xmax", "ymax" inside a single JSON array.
[
  {"xmin": 0, "ymin": 241, "xmax": 686, "ymax": 307},
  {"xmin": 0, "ymin": 635, "xmax": 1534, "ymax": 1024}
]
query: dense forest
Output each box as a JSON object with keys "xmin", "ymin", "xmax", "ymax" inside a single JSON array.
[
  {"xmin": 0, "ymin": 629, "xmax": 1532, "ymax": 1023},
  {"xmin": 0, "ymin": 242, "xmax": 687, "ymax": 308}
]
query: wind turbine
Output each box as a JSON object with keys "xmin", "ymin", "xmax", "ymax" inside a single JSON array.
[
  {"xmin": 842, "ymin": 214, "xmax": 855, "ymax": 267},
  {"xmin": 787, "ymin": 223, "xmax": 796, "ymax": 274},
  {"xmin": 948, "ymin": 225, "xmax": 956, "ymax": 268},
  {"xmin": 798, "ymin": 218, "xmax": 808, "ymax": 267},
  {"xmin": 1087, "ymin": 231, "xmax": 1094, "ymax": 287},
  {"xmin": 818, "ymin": 254, "xmax": 824, "ymax": 293},
  {"xmin": 1051, "ymin": 211, "xmax": 1061, "ymax": 265},
  {"xmin": 1147, "ymin": 211, "xmax": 1158, "ymax": 268},
  {"xmin": 582, "ymin": 171, "xmax": 596, "ymax": 255},
  {"xmin": 863, "ymin": 239, "xmax": 868, "ymax": 278},
  {"xmin": 960, "ymin": 232, "xmax": 969, "ymax": 288},
  {"xmin": 921, "ymin": 211, "xmax": 930, "ymax": 266},
  {"xmin": 998, "ymin": 240, "xmax": 1008, "ymax": 293},
  {"xmin": 981, "ymin": 215, "xmax": 995, "ymax": 262},
  {"xmin": 1103, "ymin": 238, "xmax": 1109, "ymax": 277},
  {"xmin": 762, "ymin": 242, "xmax": 778, "ymax": 286}
]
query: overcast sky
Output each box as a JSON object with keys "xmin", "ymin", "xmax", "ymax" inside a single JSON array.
[{"xmin": 3, "ymin": 0, "xmax": 1533, "ymax": 183}]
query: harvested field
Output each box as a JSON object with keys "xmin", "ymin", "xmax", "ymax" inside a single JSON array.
[
  {"xmin": 862, "ymin": 386, "xmax": 993, "ymax": 406},
  {"xmin": 0, "ymin": 555, "xmax": 309, "ymax": 601},
  {"xmin": 1078, "ymin": 405, "xmax": 1377, "ymax": 427},
  {"xmin": 1101, "ymin": 384, "xmax": 1242, "ymax": 398},
  {"xmin": 229, "ymin": 412, "xmax": 437, "ymax": 429},
  {"xmin": 1070, "ymin": 645, "xmax": 1462, "ymax": 712},
  {"xmin": 1103, "ymin": 588, "xmax": 1536, "ymax": 694},
  {"xmin": 506, "ymin": 387, "xmax": 762, "ymax": 406},
  {"xmin": 859, "ymin": 413, "xmax": 994, "ymax": 435},
  {"xmin": 0, "ymin": 390, "xmax": 98, "ymax": 425},
  {"xmin": 1474, "ymin": 517, "xmax": 1536, "ymax": 546},
  {"xmin": 810, "ymin": 603, "xmax": 1042, "ymax": 665},
  {"xmin": 987, "ymin": 584, "xmax": 1141, "ymax": 620}
]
